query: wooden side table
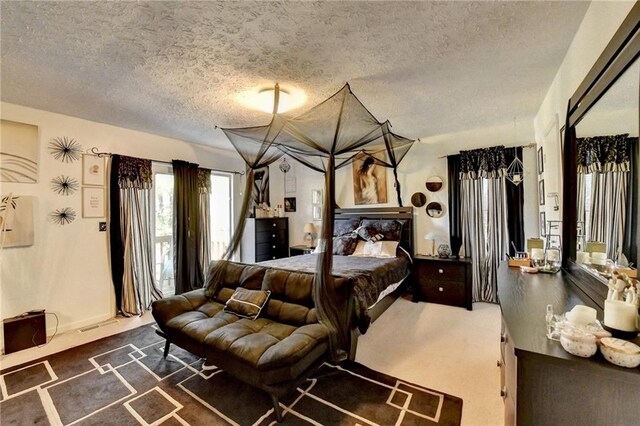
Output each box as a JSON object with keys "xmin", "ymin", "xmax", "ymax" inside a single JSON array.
[
  {"xmin": 289, "ymin": 245, "xmax": 315, "ymax": 256},
  {"xmin": 413, "ymin": 255, "xmax": 472, "ymax": 310}
]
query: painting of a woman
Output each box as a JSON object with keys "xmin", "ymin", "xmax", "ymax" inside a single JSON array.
[{"xmin": 353, "ymin": 153, "xmax": 387, "ymax": 205}]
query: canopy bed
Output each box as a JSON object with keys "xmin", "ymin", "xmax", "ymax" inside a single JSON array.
[{"xmin": 153, "ymin": 84, "xmax": 416, "ymax": 420}]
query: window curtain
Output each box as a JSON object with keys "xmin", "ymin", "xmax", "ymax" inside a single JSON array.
[
  {"xmin": 447, "ymin": 154, "xmax": 463, "ymax": 257},
  {"xmin": 577, "ymin": 134, "xmax": 636, "ymax": 260},
  {"xmin": 504, "ymin": 147, "xmax": 524, "ymax": 255},
  {"xmin": 172, "ymin": 160, "xmax": 204, "ymax": 294},
  {"xmin": 108, "ymin": 155, "xmax": 162, "ymax": 316},
  {"xmin": 460, "ymin": 146, "xmax": 509, "ymax": 303},
  {"xmin": 198, "ymin": 168, "xmax": 211, "ymax": 275}
]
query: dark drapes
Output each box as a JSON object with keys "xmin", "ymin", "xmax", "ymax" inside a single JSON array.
[
  {"xmin": 173, "ymin": 160, "xmax": 204, "ymax": 294},
  {"xmin": 505, "ymin": 147, "xmax": 524, "ymax": 255},
  {"xmin": 626, "ymin": 138, "xmax": 638, "ymax": 264},
  {"xmin": 447, "ymin": 155, "xmax": 463, "ymax": 257},
  {"xmin": 108, "ymin": 154, "xmax": 124, "ymax": 312}
]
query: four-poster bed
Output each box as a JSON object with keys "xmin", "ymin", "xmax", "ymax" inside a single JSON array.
[{"xmin": 153, "ymin": 83, "xmax": 417, "ymax": 420}]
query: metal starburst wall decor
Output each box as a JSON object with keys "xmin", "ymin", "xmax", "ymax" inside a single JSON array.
[
  {"xmin": 48, "ymin": 137, "xmax": 83, "ymax": 163},
  {"xmin": 50, "ymin": 175, "xmax": 79, "ymax": 196},
  {"xmin": 49, "ymin": 207, "xmax": 76, "ymax": 225}
]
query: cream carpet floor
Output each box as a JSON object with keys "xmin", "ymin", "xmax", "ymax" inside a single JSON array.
[
  {"xmin": 2, "ymin": 298, "xmax": 504, "ymax": 425},
  {"xmin": 356, "ymin": 298, "xmax": 504, "ymax": 426}
]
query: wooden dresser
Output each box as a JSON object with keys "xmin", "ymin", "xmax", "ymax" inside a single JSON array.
[
  {"xmin": 413, "ymin": 255, "xmax": 472, "ymax": 310},
  {"xmin": 240, "ymin": 217, "xmax": 289, "ymax": 263},
  {"xmin": 497, "ymin": 263, "xmax": 640, "ymax": 426}
]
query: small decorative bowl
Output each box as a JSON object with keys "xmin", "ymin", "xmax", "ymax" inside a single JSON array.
[
  {"xmin": 560, "ymin": 328, "xmax": 598, "ymax": 358},
  {"xmin": 599, "ymin": 337, "xmax": 640, "ymax": 368}
]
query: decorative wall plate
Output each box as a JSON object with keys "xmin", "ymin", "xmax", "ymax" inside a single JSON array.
[
  {"xmin": 425, "ymin": 176, "xmax": 443, "ymax": 192},
  {"xmin": 411, "ymin": 192, "xmax": 427, "ymax": 207},
  {"xmin": 426, "ymin": 201, "xmax": 445, "ymax": 218}
]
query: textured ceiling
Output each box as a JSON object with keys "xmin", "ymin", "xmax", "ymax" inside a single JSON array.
[{"xmin": 1, "ymin": 1, "xmax": 590, "ymax": 150}]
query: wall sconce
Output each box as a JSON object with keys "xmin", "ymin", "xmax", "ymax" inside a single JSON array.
[{"xmin": 547, "ymin": 192, "xmax": 559, "ymax": 211}]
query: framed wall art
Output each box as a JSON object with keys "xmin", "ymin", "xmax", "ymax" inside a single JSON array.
[
  {"xmin": 82, "ymin": 154, "xmax": 105, "ymax": 186},
  {"xmin": 82, "ymin": 187, "xmax": 105, "ymax": 218},
  {"xmin": 539, "ymin": 179, "xmax": 545, "ymax": 206},
  {"xmin": 0, "ymin": 119, "xmax": 39, "ymax": 183}
]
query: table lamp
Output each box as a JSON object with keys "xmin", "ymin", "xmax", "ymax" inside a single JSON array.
[
  {"xmin": 303, "ymin": 223, "xmax": 317, "ymax": 247},
  {"xmin": 424, "ymin": 232, "xmax": 440, "ymax": 256}
]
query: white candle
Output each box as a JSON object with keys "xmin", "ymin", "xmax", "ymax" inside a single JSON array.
[{"xmin": 604, "ymin": 300, "xmax": 638, "ymax": 332}]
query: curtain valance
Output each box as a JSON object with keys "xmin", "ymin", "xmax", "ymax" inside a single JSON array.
[
  {"xmin": 459, "ymin": 146, "xmax": 507, "ymax": 179},
  {"xmin": 577, "ymin": 134, "xmax": 633, "ymax": 174},
  {"xmin": 118, "ymin": 156, "xmax": 153, "ymax": 189}
]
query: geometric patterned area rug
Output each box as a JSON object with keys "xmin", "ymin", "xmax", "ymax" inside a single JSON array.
[{"xmin": 0, "ymin": 324, "xmax": 462, "ymax": 425}]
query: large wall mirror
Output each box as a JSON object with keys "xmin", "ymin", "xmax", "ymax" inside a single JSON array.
[{"xmin": 563, "ymin": 3, "xmax": 640, "ymax": 306}]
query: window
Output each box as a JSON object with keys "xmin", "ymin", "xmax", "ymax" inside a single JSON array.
[
  {"xmin": 152, "ymin": 165, "xmax": 174, "ymax": 296},
  {"xmin": 152, "ymin": 165, "xmax": 234, "ymax": 296},
  {"xmin": 210, "ymin": 173, "xmax": 233, "ymax": 260}
]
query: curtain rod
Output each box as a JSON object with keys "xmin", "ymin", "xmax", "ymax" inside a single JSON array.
[
  {"xmin": 88, "ymin": 147, "xmax": 244, "ymax": 175},
  {"xmin": 436, "ymin": 142, "xmax": 537, "ymax": 159}
]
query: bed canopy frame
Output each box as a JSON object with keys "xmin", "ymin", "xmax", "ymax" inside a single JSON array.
[{"xmin": 217, "ymin": 83, "xmax": 415, "ymax": 361}]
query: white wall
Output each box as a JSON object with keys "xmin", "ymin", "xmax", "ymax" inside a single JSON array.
[
  {"xmin": 533, "ymin": 1, "xmax": 636, "ymax": 222},
  {"xmin": 0, "ymin": 102, "xmax": 244, "ymax": 345},
  {"xmin": 271, "ymin": 118, "xmax": 540, "ymax": 255}
]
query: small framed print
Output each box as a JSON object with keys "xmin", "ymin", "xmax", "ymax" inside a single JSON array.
[
  {"xmin": 82, "ymin": 154, "xmax": 105, "ymax": 186},
  {"xmin": 284, "ymin": 197, "xmax": 296, "ymax": 212},
  {"xmin": 82, "ymin": 187, "xmax": 105, "ymax": 218},
  {"xmin": 537, "ymin": 147, "xmax": 544, "ymax": 175},
  {"xmin": 540, "ymin": 211, "xmax": 547, "ymax": 237},
  {"xmin": 539, "ymin": 179, "xmax": 545, "ymax": 206}
]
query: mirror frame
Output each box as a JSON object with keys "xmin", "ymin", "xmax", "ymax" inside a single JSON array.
[{"xmin": 562, "ymin": 3, "xmax": 640, "ymax": 308}]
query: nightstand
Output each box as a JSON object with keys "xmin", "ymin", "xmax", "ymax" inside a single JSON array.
[
  {"xmin": 413, "ymin": 255, "xmax": 472, "ymax": 310},
  {"xmin": 289, "ymin": 245, "xmax": 315, "ymax": 256}
]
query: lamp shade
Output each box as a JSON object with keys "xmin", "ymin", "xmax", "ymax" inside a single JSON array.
[
  {"xmin": 303, "ymin": 223, "xmax": 317, "ymax": 234},
  {"xmin": 424, "ymin": 232, "xmax": 440, "ymax": 240}
]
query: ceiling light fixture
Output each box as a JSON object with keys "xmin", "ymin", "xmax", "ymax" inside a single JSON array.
[{"xmin": 238, "ymin": 83, "xmax": 306, "ymax": 114}]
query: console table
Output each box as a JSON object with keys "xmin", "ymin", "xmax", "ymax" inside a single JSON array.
[{"xmin": 497, "ymin": 262, "xmax": 640, "ymax": 426}]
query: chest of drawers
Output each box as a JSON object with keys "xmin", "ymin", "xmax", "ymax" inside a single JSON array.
[
  {"xmin": 241, "ymin": 217, "xmax": 289, "ymax": 263},
  {"xmin": 413, "ymin": 255, "xmax": 472, "ymax": 310}
]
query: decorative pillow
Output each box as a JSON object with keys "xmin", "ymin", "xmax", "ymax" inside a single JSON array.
[
  {"xmin": 357, "ymin": 219, "xmax": 403, "ymax": 242},
  {"xmin": 223, "ymin": 288, "xmax": 271, "ymax": 319},
  {"xmin": 351, "ymin": 241, "xmax": 399, "ymax": 258},
  {"xmin": 334, "ymin": 218, "xmax": 360, "ymax": 237},
  {"xmin": 332, "ymin": 235, "xmax": 359, "ymax": 255}
]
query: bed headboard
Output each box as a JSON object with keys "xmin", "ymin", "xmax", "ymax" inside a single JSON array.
[{"xmin": 334, "ymin": 206, "xmax": 414, "ymax": 256}]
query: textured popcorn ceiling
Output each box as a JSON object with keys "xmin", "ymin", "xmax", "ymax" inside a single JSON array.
[{"xmin": 1, "ymin": 1, "xmax": 590, "ymax": 150}]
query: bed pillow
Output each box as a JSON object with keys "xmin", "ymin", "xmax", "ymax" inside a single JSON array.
[
  {"xmin": 357, "ymin": 219, "xmax": 404, "ymax": 242},
  {"xmin": 351, "ymin": 240, "xmax": 399, "ymax": 258},
  {"xmin": 313, "ymin": 236, "xmax": 359, "ymax": 255},
  {"xmin": 333, "ymin": 235, "xmax": 359, "ymax": 255},
  {"xmin": 223, "ymin": 288, "xmax": 271, "ymax": 319},
  {"xmin": 334, "ymin": 218, "xmax": 361, "ymax": 237}
]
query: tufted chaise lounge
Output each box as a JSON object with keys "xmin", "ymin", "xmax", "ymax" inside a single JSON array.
[{"xmin": 152, "ymin": 261, "xmax": 350, "ymax": 422}]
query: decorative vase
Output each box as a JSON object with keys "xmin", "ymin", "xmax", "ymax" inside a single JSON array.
[{"xmin": 437, "ymin": 244, "xmax": 451, "ymax": 258}]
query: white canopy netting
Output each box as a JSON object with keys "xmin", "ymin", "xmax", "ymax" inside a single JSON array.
[{"xmin": 214, "ymin": 84, "xmax": 415, "ymax": 361}]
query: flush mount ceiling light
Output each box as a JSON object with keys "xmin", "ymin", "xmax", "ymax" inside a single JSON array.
[{"xmin": 238, "ymin": 83, "xmax": 306, "ymax": 114}]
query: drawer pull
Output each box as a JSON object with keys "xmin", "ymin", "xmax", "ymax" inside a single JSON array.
[
  {"xmin": 272, "ymin": 256, "xmax": 276, "ymax": 259},
  {"xmin": 500, "ymin": 387, "xmax": 507, "ymax": 398},
  {"xmin": 438, "ymin": 269, "xmax": 444, "ymax": 273},
  {"xmin": 272, "ymin": 245, "xmax": 276, "ymax": 248},
  {"xmin": 497, "ymin": 360, "xmax": 502, "ymax": 367},
  {"xmin": 438, "ymin": 287, "xmax": 443, "ymax": 292},
  {"xmin": 272, "ymin": 234, "xmax": 276, "ymax": 238},
  {"xmin": 273, "ymin": 223, "xmax": 277, "ymax": 227}
]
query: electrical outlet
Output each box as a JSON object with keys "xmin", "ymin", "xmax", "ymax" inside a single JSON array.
[{"xmin": 99, "ymin": 222, "xmax": 107, "ymax": 232}]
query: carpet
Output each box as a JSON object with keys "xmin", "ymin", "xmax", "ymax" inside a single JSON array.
[{"xmin": 0, "ymin": 324, "xmax": 463, "ymax": 425}]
